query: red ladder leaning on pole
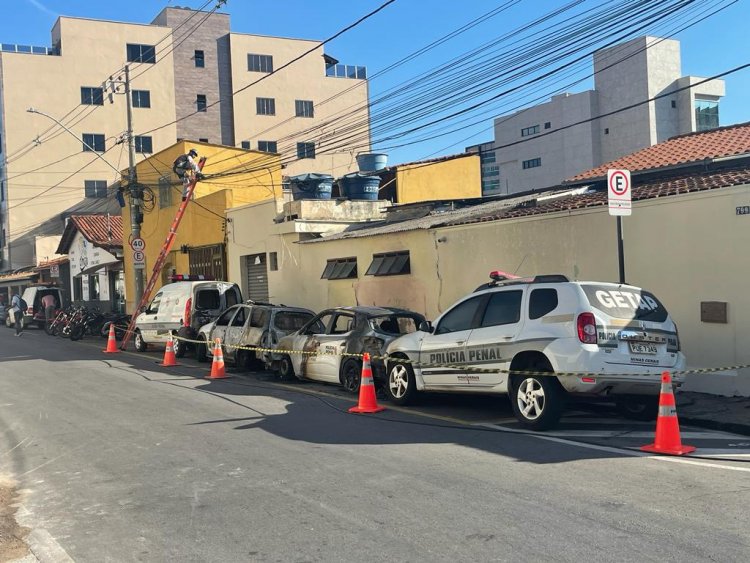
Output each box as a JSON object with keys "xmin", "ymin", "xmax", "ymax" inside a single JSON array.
[{"xmin": 120, "ymin": 157, "xmax": 207, "ymax": 350}]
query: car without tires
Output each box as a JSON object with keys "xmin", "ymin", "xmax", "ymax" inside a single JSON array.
[
  {"xmin": 272, "ymin": 306, "xmax": 425, "ymax": 393},
  {"xmin": 385, "ymin": 273, "xmax": 686, "ymax": 430}
]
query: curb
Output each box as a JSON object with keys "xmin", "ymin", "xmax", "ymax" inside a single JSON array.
[{"xmin": 680, "ymin": 416, "xmax": 750, "ymax": 437}]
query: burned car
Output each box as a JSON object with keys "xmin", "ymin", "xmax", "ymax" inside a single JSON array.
[
  {"xmin": 197, "ymin": 302, "xmax": 315, "ymax": 369},
  {"xmin": 271, "ymin": 306, "xmax": 425, "ymax": 393}
]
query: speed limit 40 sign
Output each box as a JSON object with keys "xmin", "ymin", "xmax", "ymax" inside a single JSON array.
[
  {"xmin": 607, "ymin": 169, "xmax": 631, "ymax": 216},
  {"xmin": 130, "ymin": 237, "xmax": 145, "ymax": 251}
]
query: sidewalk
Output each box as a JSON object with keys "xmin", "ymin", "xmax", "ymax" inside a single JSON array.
[{"xmin": 676, "ymin": 391, "xmax": 750, "ymax": 436}]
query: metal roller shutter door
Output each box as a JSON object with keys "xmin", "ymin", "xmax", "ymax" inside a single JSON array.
[{"xmin": 245, "ymin": 253, "xmax": 269, "ymax": 302}]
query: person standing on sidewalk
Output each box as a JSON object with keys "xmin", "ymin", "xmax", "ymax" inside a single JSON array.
[{"xmin": 11, "ymin": 293, "xmax": 24, "ymax": 336}]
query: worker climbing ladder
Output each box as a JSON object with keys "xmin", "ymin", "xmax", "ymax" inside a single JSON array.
[{"xmin": 120, "ymin": 157, "xmax": 207, "ymax": 350}]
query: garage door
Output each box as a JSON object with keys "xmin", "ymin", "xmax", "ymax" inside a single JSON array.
[{"xmin": 245, "ymin": 253, "xmax": 269, "ymax": 302}]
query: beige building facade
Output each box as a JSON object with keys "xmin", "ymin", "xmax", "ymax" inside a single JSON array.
[
  {"xmin": 227, "ymin": 176, "xmax": 750, "ymax": 397},
  {"xmin": 0, "ymin": 6, "xmax": 370, "ymax": 273}
]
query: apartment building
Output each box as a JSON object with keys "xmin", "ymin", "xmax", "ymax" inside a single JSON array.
[
  {"xmin": 467, "ymin": 36, "xmax": 725, "ymax": 196},
  {"xmin": 0, "ymin": 7, "xmax": 370, "ymax": 271}
]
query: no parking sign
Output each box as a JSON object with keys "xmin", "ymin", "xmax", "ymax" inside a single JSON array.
[{"xmin": 608, "ymin": 169, "xmax": 631, "ymax": 216}]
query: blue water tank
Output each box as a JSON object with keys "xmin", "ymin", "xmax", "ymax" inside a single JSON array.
[
  {"xmin": 288, "ymin": 173, "xmax": 334, "ymax": 201},
  {"xmin": 338, "ymin": 173, "xmax": 381, "ymax": 201},
  {"xmin": 356, "ymin": 153, "xmax": 388, "ymax": 172}
]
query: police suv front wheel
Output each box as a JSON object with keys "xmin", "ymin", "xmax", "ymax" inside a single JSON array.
[
  {"xmin": 387, "ymin": 361, "xmax": 416, "ymax": 405},
  {"xmin": 510, "ymin": 373, "xmax": 563, "ymax": 430}
]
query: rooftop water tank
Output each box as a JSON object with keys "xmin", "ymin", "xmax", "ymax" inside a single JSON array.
[
  {"xmin": 288, "ymin": 173, "xmax": 334, "ymax": 201},
  {"xmin": 356, "ymin": 153, "xmax": 388, "ymax": 173},
  {"xmin": 338, "ymin": 172, "xmax": 381, "ymax": 201}
]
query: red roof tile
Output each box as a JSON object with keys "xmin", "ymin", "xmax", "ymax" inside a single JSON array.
[
  {"xmin": 448, "ymin": 167, "xmax": 750, "ymax": 227},
  {"xmin": 568, "ymin": 122, "xmax": 750, "ymax": 182},
  {"xmin": 70, "ymin": 215, "xmax": 123, "ymax": 247}
]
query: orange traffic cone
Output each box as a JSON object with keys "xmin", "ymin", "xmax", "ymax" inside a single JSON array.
[
  {"xmin": 349, "ymin": 353, "xmax": 385, "ymax": 414},
  {"xmin": 103, "ymin": 322, "xmax": 119, "ymax": 354},
  {"xmin": 641, "ymin": 371, "xmax": 695, "ymax": 456},
  {"xmin": 206, "ymin": 338, "xmax": 229, "ymax": 379},
  {"xmin": 158, "ymin": 334, "xmax": 180, "ymax": 367}
]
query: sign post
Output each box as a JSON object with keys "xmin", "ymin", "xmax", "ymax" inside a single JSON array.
[{"xmin": 607, "ymin": 169, "xmax": 632, "ymax": 284}]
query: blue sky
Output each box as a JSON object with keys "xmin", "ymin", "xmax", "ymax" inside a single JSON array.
[{"xmin": 3, "ymin": 0, "xmax": 749, "ymax": 164}]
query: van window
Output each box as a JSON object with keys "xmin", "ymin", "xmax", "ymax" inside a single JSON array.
[
  {"xmin": 196, "ymin": 289, "xmax": 220, "ymax": 310},
  {"xmin": 529, "ymin": 288, "xmax": 558, "ymax": 320},
  {"xmin": 581, "ymin": 285, "xmax": 668, "ymax": 323},
  {"xmin": 148, "ymin": 293, "xmax": 162, "ymax": 314},
  {"xmin": 481, "ymin": 290, "xmax": 522, "ymax": 327},
  {"xmin": 225, "ymin": 288, "xmax": 240, "ymax": 307}
]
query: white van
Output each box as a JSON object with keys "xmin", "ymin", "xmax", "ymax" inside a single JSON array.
[{"xmin": 134, "ymin": 278, "xmax": 242, "ymax": 356}]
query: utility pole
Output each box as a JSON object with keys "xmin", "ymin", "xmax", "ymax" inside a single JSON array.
[{"xmin": 120, "ymin": 65, "xmax": 144, "ymax": 305}]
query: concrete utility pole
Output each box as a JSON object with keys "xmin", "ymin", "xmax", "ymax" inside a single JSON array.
[{"xmin": 122, "ymin": 65, "xmax": 145, "ymax": 305}]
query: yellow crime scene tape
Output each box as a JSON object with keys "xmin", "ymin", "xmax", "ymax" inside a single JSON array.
[{"xmin": 156, "ymin": 333, "xmax": 750, "ymax": 378}]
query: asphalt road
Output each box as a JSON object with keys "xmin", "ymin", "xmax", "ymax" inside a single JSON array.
[{"xmin": 1, "ymin": 328, "xmax": 749, "ymax": 562}]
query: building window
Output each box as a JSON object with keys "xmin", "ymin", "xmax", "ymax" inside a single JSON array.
[
  {"xmin": 258, "ymin": 140, "xmax": 277, "ymax": 153},
  {"xmin": 194, "ymin": 49, "xmax": 205, "ymax": 68},
  {"xmin": 604, "ymin": 128, "xmax": 609, "ymax": 135},
  {"xmin": 544, "ymin": 121, "xmax": 551, "ymax": 129},
  {"xmin": 695, "ymin": 99, "xmax": 719, "ymax": 131},
  {"xmin": 89, "ymin": 275, "xmax": 100, "ymax": 301},
  {"xmin": 241, "ymin": 141, "xmax": 251, "ymax": 149},
  {"xmin": 132, "ymin": 89, "xmax": 151, "ymax": 108},
  {"xmin": 256, "ymin": 97, "xmax": 275, "ymax": 116},
  {"xmin": 196, "ymin": 94, "xmax": 207, "ymax": 112},
  {"xmin": 482, "ymin": 179, "xmax": 500, "ymax": 191},
  {"xmin": 484, "ymin": 165, "xmax": 500, "ymax": 177},
  {"xmin": 366, "ymin": 251, "xmax": 410, "ymax": 276},
  {"xmin": 159, "ymin": 176, "xmax": 172, "ymax": 208},
  {"xmin": 295, "ymin": 100, "xmax": 314, "ymax": 118},
  {"xmin": 134, "ymin": 135, "xmax": 153, "ymax": 154},
  {"xmin": 326, "ymin": 64, "xmax": 367, "ymax": 79},
  {"xmin": 248, "ymin": 53, "xmax": 273, "ymax": 73},
  {"xmin": 297, "ymin": 142, "xmax": 315, "ymax": 159},
  {"xmin": 480, "ymin": 151, "xmax": 496, "ymax": 164},
  {"xmin": 80, "ymin": 86, "xmax": 104, "ymax": 106},
  {"xmin": 269, "ymin": 252, "xmax": 278, "ymax": 271},
  {"xmin": 321, "ymin": 257, "xmax": 357, "ymax": 280},
  {"xmin": 671, "ymin": 100, "xmax": 677, "ymax": 108},
  {"xmin": 84, "ymin": 180, "xmax": 107, "ymax": 198},
  {"xmin": 522, "ymin": 157, "xmax": 541, "ymax": 169},
  {"xmin": 126, "ymin": 43, "xmax": 156, "ymax": 64},
  {"xmin": 73, "ymin": 277, "xmax": 83, "ymax": 301},
  {"xmin": 199, "ymin": 138, "xmax": 208, "ymax": 142},
  {"xmin": 82, "ymin": 133, "xmax": 105, "ymax": 152},
  {"xmin": 521, "ymin": 125, "xmax": 540, "ymax": 137}
]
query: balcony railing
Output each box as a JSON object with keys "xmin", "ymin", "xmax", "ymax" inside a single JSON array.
[
  {"xmin": 326, "ymin": 63, "xmax": 366, "ymax": 79},
  {"xmin": 1, "ymin": 43, "xmax": 59, "ymax": 56}
]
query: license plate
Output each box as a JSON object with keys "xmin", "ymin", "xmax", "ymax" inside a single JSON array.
[{"xmin": 629, "ymin": 342, "xmax": 657, "ymax": 355}]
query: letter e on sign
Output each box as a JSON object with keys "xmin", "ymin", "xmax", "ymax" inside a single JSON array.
[{"xmin": 607, "ymin": 169, "xmax": 631, "ymax": 216}]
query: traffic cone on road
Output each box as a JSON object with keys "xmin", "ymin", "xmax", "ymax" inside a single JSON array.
[
  {"xmin": 640, "ymin": 371, "xmax": 696, "ymax": 455},
  {"xmin": 102, "ymin": 323, "xmax": 119, "ymax": 354},
  {"xmin": 158, "ymin": 334, "xmax": 180, "ymax": 367},
  {"xmin": 206, "ymin": 338, "xmax": 229, "ymax": 379},
  {"xmin": 349, "ymin": 353, "xmax": 385, "ymax": 414}
]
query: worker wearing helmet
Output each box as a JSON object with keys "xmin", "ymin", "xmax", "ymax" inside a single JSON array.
[{"xmin": 172, "ymin": 148, "xmax": 204, "ymax": 201}]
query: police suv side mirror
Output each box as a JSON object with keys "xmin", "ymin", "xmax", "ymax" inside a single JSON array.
[{"xmin": 418, "ymin": 320, "xmax": 433, "ymax": 333}]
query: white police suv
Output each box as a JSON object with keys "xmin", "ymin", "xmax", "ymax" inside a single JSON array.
[{"xmin": 385, "ymin": 273, "xmax": 685, "ymax": 430}]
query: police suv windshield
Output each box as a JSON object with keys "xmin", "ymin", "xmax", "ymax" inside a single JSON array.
[{"xmin": 581, "ymin": 284, "xmax": 668, "ymax": 323}]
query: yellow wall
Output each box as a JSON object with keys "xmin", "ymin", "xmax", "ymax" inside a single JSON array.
[
  {"xmin": 396, "ymin": 155, "xmax": 482, "ymax": 204},
  {"xmin": 123, "ymin": 141, "xmax": 281, "ymax": 311},
  {"xmin": 228, "ymin": 33, "xmax": 370, "ymax": 178},
  {"xmin": 2, "ymin": 17, "xmax": 178, "ymax": 268},
  {"xmin": 227, "ymin": 183, "xmax": 750, "ymax": 395}
]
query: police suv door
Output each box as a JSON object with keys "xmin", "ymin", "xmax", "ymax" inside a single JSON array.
[
  {"xmin": 307, "ymin": 311, "xmax": 354, "ymax": 383},
  {"xmin": 419, "ymin": 295, "xmax": 484, "ymax": 388},
  {"xmin": 463, "ymin": 289, "xmax": 524, "ymax": 389}
]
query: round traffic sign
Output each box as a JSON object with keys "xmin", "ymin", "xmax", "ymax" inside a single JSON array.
[
  {"xmin": 131, "ymin": 237, "xmax": 145, "ymax": 251},
  {"xmin": 609, "ymin": 171, "xmax": 629, "ymax": 196},
  {"xmin": 133, "ymin": 250, "xmax": 145, "ymax": 261}
]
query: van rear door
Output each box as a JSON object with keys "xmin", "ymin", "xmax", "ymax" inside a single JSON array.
[{"xmin": 580, "ymin": 284, "xmax": 680, "ymax": 368}]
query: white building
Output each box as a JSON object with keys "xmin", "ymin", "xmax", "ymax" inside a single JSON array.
[{"xmin": 467, "ymin": 36, "xmax": 725, "ymax": 196}]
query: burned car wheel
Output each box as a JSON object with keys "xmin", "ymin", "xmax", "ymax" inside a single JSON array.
[
  {"xmin": 278, "ymin": 355, "xmax": 295, "ymax": 380},
  {"xmin": 387, "ymin": 361, "xmax": 416, "ymax": 405},
  {"xmin": 341, "ymin": 359, "xmax": 362, "ymax": 394}
]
